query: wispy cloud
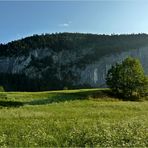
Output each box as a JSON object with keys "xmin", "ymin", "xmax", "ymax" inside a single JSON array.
[
  {"xmin": 58, "ymin": 21, "xmax": 72, "ymax": 27},
  {"xmin": 59, "ymin": 23, "xmax": 69, "ymax": 27}
]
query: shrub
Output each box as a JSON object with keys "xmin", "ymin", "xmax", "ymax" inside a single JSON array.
[
  {"xmin": 0, "ymin": 86, "xmax": 5, "ymax": 92},
  {"xmin": 106, "ymin": 57, "xmax": 148, "ymax": 100},
  {"xmin": 63, "ymin": 86, "xmax": 68, "ymax": 90}
]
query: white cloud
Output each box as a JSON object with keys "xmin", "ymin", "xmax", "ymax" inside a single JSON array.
[
  {"xmin": 59, "ymin": 23, "xmax": 69, "ymax": 27},
  {"xmin": 58, "ymin": 21, "xmax": 72, "ymax": 27}
]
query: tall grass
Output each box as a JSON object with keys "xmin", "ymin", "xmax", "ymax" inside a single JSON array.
[{"xmin": 0, "ymin": 89, "xmax": 148, "ymax": 147}]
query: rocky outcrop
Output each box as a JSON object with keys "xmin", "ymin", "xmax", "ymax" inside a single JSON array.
[
  {"xmin": 0, "ymin": 46, "xmax": 147, "ymax": 88},
  {"xmin": 78, "ymin": 47, "xmax": 148, "ymax": 87}
]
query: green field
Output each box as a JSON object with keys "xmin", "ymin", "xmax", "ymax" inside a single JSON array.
[{"xmin": 0, "ymin": 89, "xmax": 148, "ymax": 147}]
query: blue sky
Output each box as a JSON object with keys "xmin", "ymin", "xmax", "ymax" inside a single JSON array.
[{"xmin": 1, "ymin": 1, "xmax": 148, "ymax": 43}]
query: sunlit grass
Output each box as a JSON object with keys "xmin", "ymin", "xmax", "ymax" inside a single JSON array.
[{"xmin": 0, "ymin": 88, "xmax": 148, "ymax": 147}]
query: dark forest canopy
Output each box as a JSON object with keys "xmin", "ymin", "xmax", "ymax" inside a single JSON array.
[{"xmin": 1, "ymin": 33, "xmax": 148, "ymax": 57}]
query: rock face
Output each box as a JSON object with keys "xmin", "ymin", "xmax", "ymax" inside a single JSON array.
[
  {"xmin": 1, "ymin": 33, "xmax": 148, "ymax": 90},
  {"xmin": 78, "ymin": 47, "xmax": 148, "ymax": 87},
  {"xmin": 0, "ymin": 46, "xmax": 147, "ymax": 88}
]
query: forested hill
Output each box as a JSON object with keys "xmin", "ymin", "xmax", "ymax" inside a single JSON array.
[
  {"xmin": 0, "ymin": 33, "xmax": 148, "ymax": 91},
  {"xmin": 1, "ymin": 33, "xmax": 148, "ymax": 57}
]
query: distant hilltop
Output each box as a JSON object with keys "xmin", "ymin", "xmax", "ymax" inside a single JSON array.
[{"xmin": 0, "ymin": 33, "xmax": 148, "ymax": 91}]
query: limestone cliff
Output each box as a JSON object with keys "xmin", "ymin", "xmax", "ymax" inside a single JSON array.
[{"xmin": 0, "ymin": 33, "xmax": 148, "ymax": 90}]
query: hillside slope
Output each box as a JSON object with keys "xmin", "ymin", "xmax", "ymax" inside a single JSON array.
[{"xmin": 0, "ymin": 33, "xmax": 148, "ymax": 91}]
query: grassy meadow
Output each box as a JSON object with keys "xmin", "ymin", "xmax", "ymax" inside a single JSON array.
[{"xmin": 0, "ymin": 88, "xmax": 148, "ymax": 147}]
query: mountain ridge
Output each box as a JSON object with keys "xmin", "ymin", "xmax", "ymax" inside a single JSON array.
[{"xmin": 0, "ymin": 33, "xmax": 148, "ymax": 91}]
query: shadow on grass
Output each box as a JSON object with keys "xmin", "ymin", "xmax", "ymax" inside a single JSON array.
[
  {"xmin": 0, "ymin": 100, "xmax": 24, "ymax": 107},
  {"xmin": 25, "ymin": 92, "xmax": 85, "ymax": 105},
  {"xmin": 25, "ymin": 89, "xmax": 111, "ymax": 105},
  {"xmin": 0, "ymin": 89, "xmax": 113, "ymax": 107}
]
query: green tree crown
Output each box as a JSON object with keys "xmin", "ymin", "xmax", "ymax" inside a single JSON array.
[{"xmin": 106, "ymin": 57, "xmax": 148, "ymax": 100}]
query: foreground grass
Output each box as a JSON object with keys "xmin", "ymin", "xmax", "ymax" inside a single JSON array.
[{"xmin": 0, "ymin": 89, "xmax": 148, "ymax": 147}]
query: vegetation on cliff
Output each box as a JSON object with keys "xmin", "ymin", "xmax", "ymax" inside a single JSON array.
[
  {"xmin": 1, "ymin": 33, "xmax": 148, "ymax": 57},
  {"xmin": 0, "ymin": 33, "xmax": 148, "ymax": 91}
]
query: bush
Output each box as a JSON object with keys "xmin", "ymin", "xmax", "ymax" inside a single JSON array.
[
  {"xmin": 63, "ymin": 86, "xmax": 68, "ymax": 90},
  {"xmin": 0, "ymin": 86, "xmax": 6, "ymax": 100},
  {"xmin": 0, "ymin": 86, "xmax": 5, "ymax": 92},
  {"xmin": 106, "ymin": 57, "xmax": 148, "ymax": 100}
]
